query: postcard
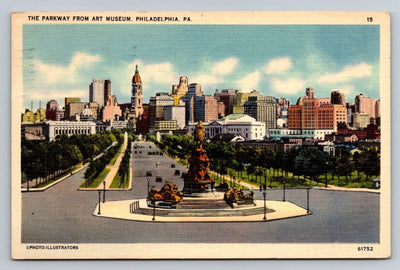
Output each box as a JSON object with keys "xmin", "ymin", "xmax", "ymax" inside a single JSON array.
[{"xmin": 11, "ymin": 11, "xmax": 390, "ymax": 259}]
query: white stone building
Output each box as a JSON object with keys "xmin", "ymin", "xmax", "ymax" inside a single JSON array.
[
  {"xmin": 187, "ymin": 114, "xmax": 266, "ymax": 141},
  {"xmin": 268, "ymin": 128, "xmax": 334, "ymax": 140},
  {"xmin": 43, "ymin": 120, "xmax": 96, "ymax": 141}
]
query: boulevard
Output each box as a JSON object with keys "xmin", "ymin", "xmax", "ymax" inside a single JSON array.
[{"xmin": 21, "ymin": 141, "xmax": 379, "ymax": 244}]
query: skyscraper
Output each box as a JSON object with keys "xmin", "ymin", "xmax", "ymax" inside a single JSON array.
[
  {"xmin": 244, "ymin": 95, "xmax": 277, "ymax": 129},
  {"xmin": 171, "ymin": 76, "xmax": 189, "ymax": 105},
  {"xmin": 89, "ymin": 79, "xmax": 111, "ymax": 106},
  {"xmin": 131, "ymin": 65, "xmax": 143, "ymax": 119}
]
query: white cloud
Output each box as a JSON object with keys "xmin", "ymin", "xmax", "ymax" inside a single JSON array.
[
  {"xmin": 33, "ymin": 52, "xmax": 101, "ymax": 84},
  {"xmin": 237, "ymin": 71, "xmax": 261, "ymax": 92},
  {"xmin": 332, "ymin": 85, "xmax": 354, "ymax": 97},
  {"xmin": 127, "ymin": 60, "xmax": 176, "ymax": 86},
  {"xmin": 212, "ymin": 57, "xmax": 239, "ymax": 75},
  {"xmin": 264, "ymin": 57, "xmax": 293, "ymax": 74},
  {"xmin": 316, "ymin": 62, "xmax": 372, "ymax": 83},
  {"xmin": 191, "ymin": 74, "xmax": 223, "ymax": 85},
  {"xmin": 270, "ymin": 78, "xmax": 306, "ymax": 95}
]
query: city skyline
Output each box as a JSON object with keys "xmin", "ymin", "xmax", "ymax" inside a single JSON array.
[{"xmin": 23, "ymin": 24, "xmax": 380, "ymax": 110}]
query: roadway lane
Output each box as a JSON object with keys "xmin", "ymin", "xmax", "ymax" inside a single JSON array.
[{"xmin": 21, "ymin": 141, "xmax": 380, "ymax": 243}]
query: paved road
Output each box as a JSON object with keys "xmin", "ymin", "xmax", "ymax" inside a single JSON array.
[{"xmin": 21, "ymin": 141, "xmax": 380, "ymax": 243}]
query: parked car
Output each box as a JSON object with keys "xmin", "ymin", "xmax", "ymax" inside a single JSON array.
[{"xmin": 146, "ymin": 170, "xmax": 152, "ymax": 176}]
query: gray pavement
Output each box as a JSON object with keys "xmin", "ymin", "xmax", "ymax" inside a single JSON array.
[{"xmin": 21, "ymin": 141, "xmax": 380, "ymax": 244}]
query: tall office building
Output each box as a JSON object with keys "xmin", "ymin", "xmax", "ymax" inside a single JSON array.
[
  {"xmin": 244, "ymin": 95, "xmax": 277, "ymax": 129},
  {"xmin": 331, "ymin": 91, "xmax": 346, "ymax": 106},
  {"xmin": 171, "ymin": 76, "xmax": 189, "ymax": 105},
  {"xmin": 193, "ymin": 95, "xmax": 224, "ymax": 122},
  {"xmin": 148, "ymin": 92, "xmax": 174, "ymax": 127},
  {"xmin": 288, "ymin": 88, "xmax": 347, "ymax": 131},
  {"xmin": 355, "ymin": 93, "xmax": 376, "ymax": 118},
  {"xmin": 215, "ymin": 89, "xmax": 239, "ymax": 116},
  {"xmin": 181, "ymin": 83, "xmax": 203, "ymax": 124},
  {"xmin": 89, "ymin": 79, "xmax": 111, "ymax": 106},
  {"xmin": 164, "ymin": 105, "xmax": 186, "ymax": 129},
  {"xmin": 131, "ymin": 65, "xmax": 143, "ymax": 119}
]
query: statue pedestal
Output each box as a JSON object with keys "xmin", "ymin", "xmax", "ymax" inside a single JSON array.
[{"xmin": 183, "ymin": 181, "xmax": 215, "ymax": 196}]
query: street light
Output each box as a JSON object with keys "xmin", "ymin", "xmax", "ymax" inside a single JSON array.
[
  {"xmin": 325, "ymin": 161, "xmax": 329, "ymax": 188},
  {"xmin": 263, "ymin": 187, "xmax": 267, "ymax": 221},
  {"xmin": 152, "ymin": 198, "xmax": 156, "ymax": 221},
  {"xmin": 97, "ymin": 190, "xmax": 101, "ymax": 215},
  {"xmin": 307, "ymin": 187, "xmax": 311, "ymax": 213},
  {"xmin": 103, "ymin": 181, "xmax": 106, "ymax": 203},
  {"xmin": 283, "ymin": 180, "xmax": 286, "ymax": 202},
  {"xmin": 147, "ymin": 177, "xmax": 150, "ymax": 195}
]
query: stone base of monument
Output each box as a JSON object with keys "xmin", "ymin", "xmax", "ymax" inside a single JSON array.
[
  {"xmin": 94, "ymin": 199, "xmax": 311, "ymax": 222},
  {"xmin": 183, "ymin": 181, "xmax": 216, "ymax": 196}
]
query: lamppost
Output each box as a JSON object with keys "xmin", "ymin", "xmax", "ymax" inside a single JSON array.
[
  {"xmin": 27, "ymin": 179, "xmax": 29, "ymax": 192},
  {"xmin": 147, "ymin": 177, "xmax": 150, "ymax": 195},
  {"xmin": 263, "ymin": 186, "xmax": 267, "ymax": 221},
  {"xmin": 283, "ymin": 180, "xmax": 286, "ymax": 202},
  {"xmin": 152, "ymin": 197, "xmax": 156, "ymax": 221},
  {"xmin": 97, "ymin": 190, "xmax": 101, "ymax": 215},
  {"xmin": 325, "ymin": 161, "xmax": 329, "ymax": 188},
  {"xmin": 103, "ymin": 181, "xmax": 106, "ymax": 203},
  {"xmin": 306, "ymin": 187, "xmax": 311, "ymax": 213}
]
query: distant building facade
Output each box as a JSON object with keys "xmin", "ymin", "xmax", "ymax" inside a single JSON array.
[
  {"xmin": 171, "ymin": 76, "xmax": 189, "ymax": 105},
  {"xmin": 89, "ymin": 79, "xmax": 111, "ymax": 106},
  {"xmin": 102, "ymin": 95, "xmax": 122, "ymax": 122},
  {"xmin": 164, "ymin": 105, "xmax": 186, "ymax": 129},
  {"xmin": 244, "ymin": 95, "xmax": 277, "ymax": 129},
  {"xmin": 149, "ymin": 92, "xmax": 174, "ymax": 128},
  {"xmin": 187, "ymin": 114, "xmax": 266, "ymax": 141},
  {"xmin": 43, "ymin": 120, "xmax": 96, "ymax": 141}
]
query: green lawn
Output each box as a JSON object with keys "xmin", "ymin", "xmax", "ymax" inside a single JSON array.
[
  {"xmin": 80, "ymin": 168, "xmax": 111, "ymax": 188},
  {"xmin": 110, "ymin": 168, "xmax": 130, "ymax": 188},
  {"xmin": 210, "ymin": 172, "xmax": 248, "ymax": 190},
  {"xmin": 109, "ymin": 144, "xmax": 123, "ymax": 165}
]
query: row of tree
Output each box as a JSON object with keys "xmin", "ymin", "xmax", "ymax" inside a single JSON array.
[
  {"xmin": 154, "ymin": 134, "xmax": 380, "ymax": 187},
  {"xmin": 116, "ymin": 138, "xmax": 132, "ymax": 188},
  {"xmin": 83, "ymin": 143, "xmax": 120, "ymax": 187},
  {"xmin": 21, "ymin": 131, "xmax": 118, "ymax": 186}
]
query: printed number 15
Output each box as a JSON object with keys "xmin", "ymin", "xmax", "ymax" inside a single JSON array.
[{"xmin": 367, "ymin": 17, "xmax": 373, "ymax": 22}]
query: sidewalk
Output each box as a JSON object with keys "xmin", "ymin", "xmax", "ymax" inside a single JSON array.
[
  {"xmin": 315, "ymin": 185, "xmax": 380, "ymax": 194},
  {"xmin": 96, "ymin": 132, "xmax": 129, "ymax": 190},
  {"xmin": 213, "ymin": 172, "xmax": 380, "ymax": 194},
  {"xmin": 21, "ymin": 164, "xmax": 88, "ymax": 192},
  {"xmin": 93, "ymin": 198, "xmax": 310, "ymax": 222}
]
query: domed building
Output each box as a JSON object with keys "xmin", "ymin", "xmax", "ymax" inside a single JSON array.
[{"xmin": 80, "ymin": 105, "xmax": 95, "ymax": 122}]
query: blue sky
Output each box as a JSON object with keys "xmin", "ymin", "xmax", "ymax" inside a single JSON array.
[{"xmin": 23, "ymin": 24, "xmax": 380, "ymax": 109}]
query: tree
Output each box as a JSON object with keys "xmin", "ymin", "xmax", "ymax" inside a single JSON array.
[
  {"xmin": 294, "ymin": 147, "xmax": 329, "ymax": 184},
  {"xmin": 352, "ymin": 151, "xmax": 361, "ymax": 182},
  {"xmin": 334, "ymin": 148, "xmax": 354, "ymax": 185},
  {"xmin": 359, "ymin": 149, "xmax": 380, "ymax": 181}
]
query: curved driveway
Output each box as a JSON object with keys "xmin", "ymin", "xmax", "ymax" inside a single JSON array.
[{"xmin": 21, "ymin": 141, "xmax": 379, "ymax": 243}]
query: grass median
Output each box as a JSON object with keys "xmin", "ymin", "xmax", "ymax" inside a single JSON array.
[
  {"xmin": 110, "ymin": 168, "xmax": 130, "ymax": 188},
  {"xmin": 80, "ymin": 168, "xmax": 111, "ymax": 188}
]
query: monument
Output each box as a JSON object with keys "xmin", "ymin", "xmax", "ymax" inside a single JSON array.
[{"xmin": 183, "ymin": 121, "xmax": 215, "ymax": 195}]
